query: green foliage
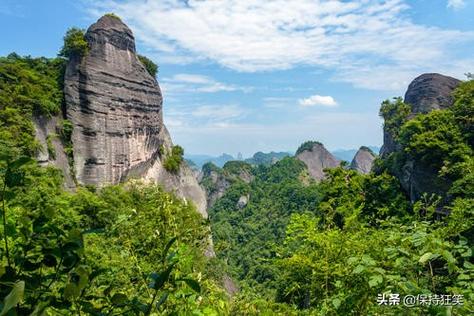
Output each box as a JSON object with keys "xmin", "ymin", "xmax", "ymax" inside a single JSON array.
[
  {"xmin": 295, "ymin": 140, "xmax": 322, "ymax": 155},
  {"xmin": 0, "ymin": 155, "xmax": 228, "ymax": 314},
  {"xmin": 46, "ymin": 134, "xmax": 56, "ymax": 160},
  {"xmin": 452, "ymin": 80, "xmax": 474, "ymax": 146},
  {"xmin": 379, "ymin": 97, "xmax": 411, "ymax": 136},
  {"xmin": 138, "ymin": 54, "xmax": 159, "ymax": 78},
  {"xmin": 223, "ymin": 160, "xmax": 252, "ymax": 175},
  {"xmin": 0, "ymin": 54, "xmax": 65, "ymax": 157},
  {"xmin": 398, "ymin": 110, "xmax": 470, "ymax": 170},
  {"xmin": 104, "ymin": 13, "xmax": 122, "ymax": 20},
  {"xmin": 163, "ymin": 145, "xmax": 184, "ymax": 173},
  {"xmin": 245, "ymin": 152, "xmax": 290, "ymax": 166},
  {"xmin": 210, "ymin": 158, "xmax": 320, "ymax": 293},
  {"xmin": 59, "ymin": 28, "xmax": 88, "ymax": 58}
]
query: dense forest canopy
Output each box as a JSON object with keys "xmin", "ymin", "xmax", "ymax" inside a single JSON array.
[{"xmin": 0, "ymin": 22, "xmax": 473, "ymax": 316}]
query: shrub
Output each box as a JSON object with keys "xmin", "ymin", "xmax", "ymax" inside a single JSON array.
[
  {"xmin": 295, "ymin": 140, "xmax": 322, "ymax": 155},
  {"xmin": 163, "ymin": 145, "xmax": 184, "ymax": 173},
  {"xmin": 138, "ymin": 54, "xmax": 158, "ymax": 78},
  {"xmin": 59, "ymin": 28, "xmax": 88, "ymax": 58},
  {"xmin": 379, "ymin": 97, "xmax": 411, "ymax": 136}
]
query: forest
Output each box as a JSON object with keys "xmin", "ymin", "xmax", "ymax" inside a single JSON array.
[{"xmin": 0, "ymin": 21, "xmax": 473, "ymax": 316}]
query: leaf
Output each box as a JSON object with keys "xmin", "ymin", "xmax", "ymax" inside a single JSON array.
[
  {"xmin": 9, "ymin": 156, "xmax": 33, "ymax": 169},
  {"xmin": 181, "ymin": 278, "xmax": 201, "ymax": 293},
  {"xmin": 162, "ymin": 236, "xmax": 177, "ymax": 262},
  {"xmin": 419, "ymin": 252, "xmax": 433, "ymax": 264},
  {"xmin": 368, "ymin": 275, "xmax": 383, "ymax": 288},
  {"xmin": 111, "ymin": 293, "xmax": 128, "ymax": 305},
  {"xmin": 352, "ymin": 265, "xmax": 365, "ymax": 274},
  {"xmin": 332, "ymin": 298, "xmax": 341, "ymax": 309},
  {"xmin": 149, "ymin": 264, "xmax": 175, "ymax": 290},
  {"xmin": 0, "ymin": 281, "xmax": 25, "ymax": 316},
  {"xmin": 156, "ymin": 292, "xmax": 169, "ymax": 310}
]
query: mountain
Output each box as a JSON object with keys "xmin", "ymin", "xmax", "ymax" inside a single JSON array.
[
  {"xmin": 349, "ymin": 146, "xmax": 376, "ymax": 174},
  {"xmin": 331, "ymin": 146, "xmax": 380, "ymax": 161},
  {"xmin": 184, "ymin": 153, "xmax": 235, "ymax": 168},
  {"xmin": 35, "ymin": 15, "xmax": 207, "ymax": 215},
  {"xmin": 379, "ymin": 73, "xmax": 462, "ymax": 202},
  {"xmin": 295, "ymin": 141, "xmax": 340, "ymax": 181},
  {"xmin": 244, "ymin": 151, "xmax": 290, "ymax": 165}
]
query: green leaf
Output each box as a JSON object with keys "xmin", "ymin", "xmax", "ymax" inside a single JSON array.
[
  {"xmin": 162, "ymin": 236, "xmax": 177, "ymax": 262},
  {"xmin": 419, "ymin": 252, "xmax": 433, "ymax": 264},
  {"xmin": 111, "ymin": 293, "xmax": 128, "ymax": 305},
  {"xmin": 352, "ymin": 265, "xmax": 365, "ymax": 274},
  {"xmin": 181, "ymin": 278, "xmax": 201, "ymax": 293},
  {"xmin": 156, "ymin": 292, "xmax": 169, "ymax": 310},
  {"xmin": 332, "ymin": 298, "xmax": 341, "ymax": 309},
  {"xmin": 149, "ymin": 264, "xmax": 175, "ymax": 290},
  {"xmin": 0, "ymin": 281, "xmax": 25, "ymax": 316},
  {"xmin": 368, "ymin": 275, "xmax": 383, "ymax": 288},
  {"xmin": 9, "ymin": 156, "xmax": 33, "ymax": 169}
]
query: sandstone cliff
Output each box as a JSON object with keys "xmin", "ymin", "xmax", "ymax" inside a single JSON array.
[
  {"xmin": 350, "ymin": 146, "xmax": 376, "ymax": 174},
  {"xmin": 295, "ymin": 141, "xmax": 340, "ymax": 181},
  {"xmin": 380, "ymin": 73, "xmax": 461, "ymax": 202},
  {"xmin": 36, "ymin": 15, "xmax": 206, "ymax": 216}
]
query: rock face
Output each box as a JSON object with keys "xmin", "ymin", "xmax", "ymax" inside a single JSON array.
[
  {"xmin": 350, "ymin": 146, "xmax": 376, "ymax": 174},
  {"xmin": 381, "ymin": 73, "xmax": 461, "ymax": 157},
  {"xmin": 404, "ymin": 73, "xmax": 461, "ymax": 114},
  {"xmin": 380, "ymin": 73, "xmax": 461, "ymax": 202},
  {"xmin": 62, "ymin": 15, "xmax": 207, "ymax": 216},
  {"xmin": 296, "ymin": 143, "xmax": 340, "ymax": 181}
]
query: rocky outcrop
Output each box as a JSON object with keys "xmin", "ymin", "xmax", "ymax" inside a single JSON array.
[
  {"xmin": 380, "ymin": 73, "xmax": 461, "ymax": 202},
  {"xmin": 296, "ymin": 142, "xmax": 340, "ymax": 181},
  {"xmin": 200, "ymin": 161, "xmax": 253, "ymax": 209},
  {"xmin": 381, "ymin": 73, "xmax": 461, "ymax": 157},
  {"xmin": 404, "ymin": 73, "xmax": 461, "ymax": 114},
  {"xmin": 33, "ymin": 115, "xmax": 75, "ymax": 188},
  {"xmin": 350, "ymin": 146, "xmax": 376, "ymax": 174},
  {"xmin": 59, "ymin": 15, "xmax": 207, "ymax": 216}
]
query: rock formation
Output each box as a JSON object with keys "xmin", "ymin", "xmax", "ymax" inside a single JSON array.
[
  {"xmin": 404, "ymin": 73, "xmax": 461, "ymax": 115},
  {"xmin": 41, "ymin": 15, "xmax": 207, "ymax": 216},
  {"xmin": 350, "ymin": 146, "xmax": 376, "ymax": 174},
  {"xmin": 200, "ymin": 161, "xmax": 253, "ymax": 209},
  {"xmin": 295, "ymin": 142, "xmax": 340, "ymax": 181},
  {"xmin": 381, "ymin": 73, "xmax": 461, "ymax": 157},
  {"xmin": 380, "ymin": 73, "xmax": 461, "ymax": 202}
]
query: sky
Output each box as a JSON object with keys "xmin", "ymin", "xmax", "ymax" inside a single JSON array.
[{"xmin": 1, "ymin": 0, "xmax": 473, "ymax": 157}]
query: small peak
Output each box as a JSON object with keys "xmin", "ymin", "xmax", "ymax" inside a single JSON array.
[
  {"xmin": 404, "ymin": 73, "xmax": 461, "ymax": 114},
  {"xmin": 350, "ymin": 146, "xmax": 376, "ymax": 174},
  {"xmin": 296, "ymin": 140, "xmax": 324, "ymax": 155},
  {"xmin": 86, "ymin": 14, "xmax": 135, "ymax": 52}
]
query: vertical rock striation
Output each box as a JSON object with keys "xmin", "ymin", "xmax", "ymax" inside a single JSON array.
[{"xmin": 62, "ymin": 15, "xmax": 207, "ymax": 216}]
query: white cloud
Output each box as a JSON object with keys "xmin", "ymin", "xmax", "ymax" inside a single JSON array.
[
  {"xmin": 87, "ymin": 0, "xmax": 474, "ymax": 91},
  {"xmin": 447, "ymin": 0, "xmax": 465, "ymax": 10},
  {"xmin": 161, "ymin": 73, "xmax": 251, "ymax": 94},
  {"xmin": 299, "ymin": 95, "xmax": 338, "ymax": 107}
]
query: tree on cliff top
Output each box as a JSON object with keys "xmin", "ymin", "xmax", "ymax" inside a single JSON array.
[{"xmin": 59, "ymin": 28, "xmax": 88, "ymax": 58}]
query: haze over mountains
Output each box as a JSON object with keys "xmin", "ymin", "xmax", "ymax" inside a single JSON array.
[{"xmin": 186, "ymin": 146, "xmax": 381, "ymax": 168}]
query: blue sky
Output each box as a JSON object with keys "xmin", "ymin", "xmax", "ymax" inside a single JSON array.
[{"xmin": 1, "ymin": 0, "xmax": 473, "ymax": 157}]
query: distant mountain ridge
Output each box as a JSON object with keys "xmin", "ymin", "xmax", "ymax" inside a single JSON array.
[{"xmin": 186, "ymin": 147, "xmax": 380, "ymax": 169}]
